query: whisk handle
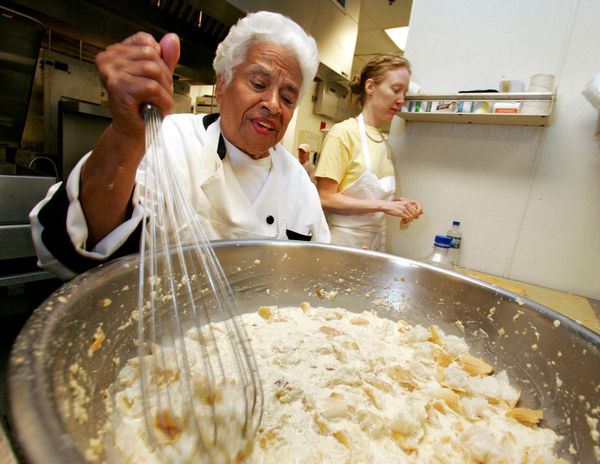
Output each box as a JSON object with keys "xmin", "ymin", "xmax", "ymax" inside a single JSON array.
[{"xmin": 141, "ymin": 104, "xmax": 162, "ymax": 119}]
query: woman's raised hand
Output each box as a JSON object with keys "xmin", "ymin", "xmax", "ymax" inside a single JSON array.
[{"xmin": 95, "ymin": 32, "xmax": 180, "ymax": 142}]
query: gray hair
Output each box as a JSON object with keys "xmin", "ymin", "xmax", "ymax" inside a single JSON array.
[{"xmin": 213, "ymin": 11, "xmax": 319, "ymax": 98}]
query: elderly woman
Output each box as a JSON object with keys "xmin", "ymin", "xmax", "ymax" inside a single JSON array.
[{"xmin": 30, "ymin": 11, "xmax": 330, "ymax": 280}]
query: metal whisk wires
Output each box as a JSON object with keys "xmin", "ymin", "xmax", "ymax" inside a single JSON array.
[{"xmin": 134, "ymin": 105, "xmax": 263, "ymax": 462}]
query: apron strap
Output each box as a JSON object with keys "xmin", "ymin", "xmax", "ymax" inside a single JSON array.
[{"xmin": 357, "ymin": 113, "xmax": 372, "ymax": 172}]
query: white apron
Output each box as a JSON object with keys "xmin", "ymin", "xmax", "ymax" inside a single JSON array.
[
  {"xmin": 193, "ymin": 119, "xmax": 288, "ymax": 240},
  {"xmin": 327, "ymin": 114, "xmax": 396, "ymax": 251}
]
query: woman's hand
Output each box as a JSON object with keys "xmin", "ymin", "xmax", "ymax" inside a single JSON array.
[
  {"xmin": 317, "ymin": 178, "xmax": 424, "ymax": 223},
  {"xmin": 384, "ymin": 197, "xmax": 423, "ymax": 223},
  {"xmin": 95, "ymin": 32, "xmax": 180, "ymax": 145}
]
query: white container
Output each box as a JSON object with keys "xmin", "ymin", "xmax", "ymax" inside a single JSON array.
[
  {"xmin": 457, "ymin": 101, "xmax": 474, "ymax": 113},
  {"xmin": 528, "ymin": 84, "xmax": 553, "ymax": 93},
  {"xmin": 446, "ymin": 221, "xmax": 462, "ymax": 266},
  {"xmin": 528, "ymin": 73, "xmax": 555, "ymax": 92},
  {"xmin": 473, "ymin": 101, "xmax": 491, "ymax": 113},
  {"xmin": 493, "ymin": 102, "xmax": 520, "ymax": 114}
]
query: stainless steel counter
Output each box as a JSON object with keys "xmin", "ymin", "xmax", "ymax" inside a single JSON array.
[
  {"xmin": 0, "ymin": 174, "xmax": 55, "ymax": 260},
  {"xmin": 0, "ymin": 174, "xmax": 57, "ymax": 298}
]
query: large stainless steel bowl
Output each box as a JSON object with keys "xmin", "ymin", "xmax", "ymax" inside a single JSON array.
[{"xmin": 9, "ymin": 241, "xmax": 600, "ymax": 463}]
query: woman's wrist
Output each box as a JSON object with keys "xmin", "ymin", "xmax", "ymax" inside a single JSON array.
[{"xmin": 375, "ymin": 199, "xmax": 390, "ymax": 214}]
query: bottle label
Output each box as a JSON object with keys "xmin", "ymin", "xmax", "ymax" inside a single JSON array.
[{"xmin": 450, "ymin": 237, "xmax": 461, "ymax": 249}]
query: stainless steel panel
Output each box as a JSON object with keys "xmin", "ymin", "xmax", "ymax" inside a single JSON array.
[
  {"xmin": 0, "ymin": 174, "xmax": 55, "ymax": 224},
  {"xmin": 0, "ymin": 225, "xmax": 35, "ymax": 259},
  {"xmin": 0, "ymin": 6, "xmax": 44, "ymax": 147},
  {"xmin": 0, "ymin": 270, "xmax": 53, "ymax": 287},
  {"xmin": 9, "ymin": 241, "xmax": 600, "ymax": 463},
  {"xmin": 59, "ymin": 100, "xmax": 111, "ymax": 179}
]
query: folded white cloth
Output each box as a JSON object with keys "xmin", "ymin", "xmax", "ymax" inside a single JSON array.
[
  {"xmin": 582, "ymin": 73, "xmax": 600, "ymax": 111},
  {"xmin": 582, "ymin": 73, "xmax": 600, "ymax": 136}
]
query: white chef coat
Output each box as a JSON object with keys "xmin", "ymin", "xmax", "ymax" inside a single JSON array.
[{"xmin": 30, "ymin": 113, "xmax": 330, "ymax": 280}]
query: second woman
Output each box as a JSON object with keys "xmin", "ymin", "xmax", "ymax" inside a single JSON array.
[{"xmin": 315, "ymin": 54, "xmax": 423, "ymax": 251}]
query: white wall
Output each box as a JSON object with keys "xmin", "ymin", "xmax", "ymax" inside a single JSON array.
[{"xmin": 388, "ymin": 0, "xmax": 600, "ymax": 299}]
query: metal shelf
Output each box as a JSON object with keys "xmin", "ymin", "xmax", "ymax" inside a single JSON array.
[
  {"xmin": 398, "ymin": 92, "xmax": 555, "ymax": 127},
  {"xmin": 398, "ymin": 112, "xmax": 552, "ymax": 126},
  {"xmin": 404, "ymin": 92, "xmax": 554, "ymax": 102}
]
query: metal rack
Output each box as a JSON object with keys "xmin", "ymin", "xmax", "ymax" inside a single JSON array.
[{"xmin": 398, "ymin": 92, "xmax": 556, "ymax": 126}]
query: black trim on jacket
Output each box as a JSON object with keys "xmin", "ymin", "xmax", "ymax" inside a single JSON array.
[
  {"xmin": 286, "ymin": 229, "xmax": 313, "ymax": 241},
  {"xmin": 202, "ymin": 113, "xmax": 226, "ymax": 160},
  {"xmin": 37, "ymin": 182, "xmax": 142, "ymax": 275}
]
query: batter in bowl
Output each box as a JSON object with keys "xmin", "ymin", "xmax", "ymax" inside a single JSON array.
[{"xmin": 110, "ymin": 303, "xmax": 565, "ymax": 463}]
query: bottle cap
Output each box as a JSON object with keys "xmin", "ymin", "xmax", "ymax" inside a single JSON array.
[
  {"xmin": 452, "ymin": 220, "xmax": 460, "ymax": 226},
  {"xmin": 434, "ymin": 235, "xmax": 452, "ymax": 248}
]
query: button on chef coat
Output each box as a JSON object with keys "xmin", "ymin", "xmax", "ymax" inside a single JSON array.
[{"xmin": 222, "ymin": 138, "xmax": 277, "ymax": 234}]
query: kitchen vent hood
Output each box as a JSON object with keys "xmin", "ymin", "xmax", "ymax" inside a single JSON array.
[
  {"xmin": 1, "ymin": 0, "xmax": 245, "ymax": 84},
  {"xmin": 0, "ymin": 6, "xmax": 44, "ymax": 148}
]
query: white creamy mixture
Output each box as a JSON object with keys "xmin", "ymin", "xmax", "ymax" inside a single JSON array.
[{"xmin": 111, "ymin": 304, "xmax": 565, "ymax": 463}]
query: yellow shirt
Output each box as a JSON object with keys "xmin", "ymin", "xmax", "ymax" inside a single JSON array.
[{"xmin": 315, "ymin": 117, "xmax": 395, "ymax": 193}]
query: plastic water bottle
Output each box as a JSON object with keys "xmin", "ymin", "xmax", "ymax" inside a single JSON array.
[
  {"xmin": 447, "ymin": 220, "xmax": 462, "ymax": 266},
  {"xmin": 423, "ymin": 235, "xmax": 453, "ymax": 269}
]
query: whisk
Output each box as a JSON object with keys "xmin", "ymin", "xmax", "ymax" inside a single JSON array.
[{"xmin": 129, "ymin": 105, "xmax": 263, "ymax": 462}]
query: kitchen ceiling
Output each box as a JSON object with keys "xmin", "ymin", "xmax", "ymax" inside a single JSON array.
[
  {"xmin": 1, "ymin": 0, "xmax": 245, "ymax": 84},
  {"xmin": 2, "ymin": 0, "xmax": 411, "ymax": 84},
  {"xmin": 352, "ymin": 0, "xmax": 412, "ymax": 77}
]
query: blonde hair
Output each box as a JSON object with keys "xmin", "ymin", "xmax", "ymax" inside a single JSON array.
[{"xmin": 348, "ymin": 54, "xmax": 412, "ymax": 106}]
